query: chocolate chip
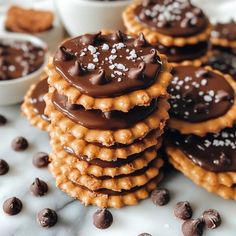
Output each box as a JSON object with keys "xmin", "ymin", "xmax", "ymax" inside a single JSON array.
[
  {"xmin": 0, "ymin": 114, "xmax": 7, "ymax": 126},
  {"xmin": 195, "ymin": 68, "xmax": 210, "ymax": 78},
  {"xmin": 157, "ymin": 20, "xmax": 171, "ymax": 28},
  {"xmin": 93, "ymin": 208, "xmax": 113, "ymax": 229},
  {"xmin": 174, "ymin": 201, "xmax": 192, "ymax": 220},
  {"xmin": 0, "ymin": 159, "xmax": 9, "ymax": 175},
  {"xmin": 216, "ymin": 90, "xmax": 231, "ymax": 102},
  {"xmin": 128, "ymin": 62, "xmax": 145, "ymax": 80},
  {"xmin": 33, "ymin": 152, "xmax": 49, "ymax": 168},
  {"xmin": 202, "ymin": 209, "xmax": 221, "ymax": 229},
  {"xmin": 37, "ymin": 208, "xmax": 58, "ymax": 227},
  {"xmin": 68, "ymin": 61, "xmax": 83, "ymax": 76},
  {"xmin": 182, "ymin": 219, "xmax": 203, "ymax": 236},
  {"xmin": 138, "ymin": 234, "xmax": 152, "ymax": 236},
  {"xmin": 57, "ymin": 46, "xmax": 75, "ymax": 61},
  {"xmin": 11, "ymin": 136, "xmax": 28, "ymax": 151},
  {"xmin": 151, "ymin": 188, "xmax": 170, "ymax": 206},
  {"xmin": 111, "ymin": 30, "xmax": 124, "ymax": 42},
  {"xmin": 30, "ymin": 178, "xmax": 48, "ymax": 197},
  {"xmin": 80, "ymin": 32, "xmax": 101, "ymax": 45},
  {"xmin": 142, "ymin": 49, "xmax": 157, "ymax": 64},
  {"xmin": 193, "ymin": 103, "xmax": 208, "ymax": 114},
  {"xmin": 134, "ymin": 33, "xmax": 147, "ymax": 47},
  {"xmin": 181, "ymin": 17, "xmax": 197, "ymax": 28},
  {"xmin": 3, "ymin": 197, "xmax": 23, "ymax": 215},
  {"xmin": 89, "ymin": 69, "xmax": 108, "ymax": 85}
]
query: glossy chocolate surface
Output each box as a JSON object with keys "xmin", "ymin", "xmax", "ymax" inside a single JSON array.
[
  {"xmin": 134, "ymin": 0, "xmax": 208, "ymax": 37},
  {"xmin": 167, "ymin": 128, "xmax": 236, "ymax": 172},
  {"xmin": 53, "ymin": 32, "xmax": 162, "ymax": 97},
  {"xmin": 168, "ymin": 66, "xmax": 234, "ymax": 122},
  {"xmin": 30, "ymin": 78, "xmax": 49, "ymax": 122},
  {"xmin": 52, "ymin": 91, "xmax": 157, "ymax": 130}
]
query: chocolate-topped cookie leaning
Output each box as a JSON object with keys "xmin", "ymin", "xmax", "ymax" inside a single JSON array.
[
  {"xmin": 167, "ymin": 65, "xmax": 236, "ymax": 136},
  {"xmin": 21, "ymin": 75, "xmax": 50, "ymax": 131},
  {"xmin": 46, "ymin": 31, "xmax": 172, "ymax": 112},
  {"xmin": 123, "ymin": 0, "xmax": 212, "ymax": 66},
  {"xmin": 165, "ymin": 127, "xmax": 236, "ymax": 200},
  {"xmin": 211, "ymin": 20, "xmax": 236, "ymax": 52}
]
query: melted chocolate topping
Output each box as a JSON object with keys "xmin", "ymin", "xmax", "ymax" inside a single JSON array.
[
  {"xmin": 64, "ymin": 146, "xmax": 156, "ymax": 168},
  {"xmin": 52, "ymin": 91, "xmax": 157, "ymax": 130},
  {"xmin": 212, "ymin": 20, "xmax": 236, "ymax": 41},
  {"xmin": 53, "ymin": 32, "xmax": 162, "ymax": 98},
  {"xmin": 168, "ymin": 66, "xmax": 234, "ymax": 123},
  {"xmin": 166, "ymin": 127, "xmax": 236, "ymax": 172},
  {"xmin": 134, "ymin": 0, "xmax": 208, "ymax": 37},
  {"xmin": 30, "ymin": 78, "xmax": 50, "ymax": 122},
  {"xmin": 206, "ymin": 48, "xmax": 236, "ymax": 81},
  {"xmin": 0, "ymin": 40, "xmax": 45, "ymax": 80},
  {"xmin": 155, "ymin": 41, "xmax": 209, "ymax": 62}
]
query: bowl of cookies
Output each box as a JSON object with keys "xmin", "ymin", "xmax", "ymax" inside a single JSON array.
[
  {"xmin": 54, "ymin": 0, "xmax": 132, "ymax": 36},
  {"xmin": 0, "ymin": 32, "xmax": 48, "ymax": 105}
]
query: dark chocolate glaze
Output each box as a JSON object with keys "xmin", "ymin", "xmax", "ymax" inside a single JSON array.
[
  {"xmin": 71, "ymin": 173, "xmax": 163, "ymax": 196},
  {"xmin": 206, "ymin": 48, "xmax": 236, "ymax": 81},
  {"xmin": 30, "ymin": 78, "xmax": 50, "ymax": 122},
  {"xmin": 64, "ymin": 145, "xmax": 156, "ymax": 168},
  {"xmin": 212, "ymin": 20, "xmax": 236, "ymax": 41},
  {"xmin": 166, "ymin": 127, "xmax": 236, "ymax": 172},
  {"xmin": 53, "ymin": 32, "xmax": 162, "ymax": 98},
  {"xmin": 0, "ymin": 40, "xmax": 45, "ymax": 81},
  {"xmin": 134, "ymin": 0, "xmax": 209, "ymax": 37},
  {"xmin": 168, "ymin": 66, "xmax": 234, "ymax": 123},
  {"xmin": 52, "ymin": 91, "xmax": 157, "ymax": 130},
  {"xmin": 155, "ymin": 41, "xmax": 209, "ymax": 62}
]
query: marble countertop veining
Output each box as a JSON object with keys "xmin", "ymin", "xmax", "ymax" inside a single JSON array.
[{"xmin": 1, "ymin": 105, "xmax": 236, "ymax": 236}]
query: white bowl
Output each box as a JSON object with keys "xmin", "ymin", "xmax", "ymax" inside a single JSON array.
[
  {"xmin": 54, "ymin": 0, "xmax": 132, "ymax": 36},
  {"xmin": 0, "ymin": 33, "xmax": 48, "ymax": 106}
]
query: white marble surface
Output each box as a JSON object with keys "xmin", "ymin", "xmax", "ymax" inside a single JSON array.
[{"xmin": 1, "ymin": 105, "xmax": 236, "ymax": 236}]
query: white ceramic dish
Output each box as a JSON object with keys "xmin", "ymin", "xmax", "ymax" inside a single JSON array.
[
  {"xmin": 0, "ymin": 33, "xmax": 48, "ymax": 106},
  {"xmin": 54, "ymin": 0, "xmax": 132, "ymax": 36}
]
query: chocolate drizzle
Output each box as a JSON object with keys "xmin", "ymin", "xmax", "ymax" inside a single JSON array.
[
  {"xmin": 30, "ymin": 78, "xmax": 50, "ymax": 122},
  {"xmin": 0, "ymin": 40, "xmax": 45, "ymax": 81},
  {"xmin": 53, "ymin": 32, "xmax": 162, "ymax": 98},
  {"xmin": 168, "ymin": 66, "xmax": 234, "ymax": 123},
  {"xmin": 52, "ymin": 91, "xmax": 157, "ymax": 130},
  {"xmin": 134, "ymin": 0, "xmax": 208, "ymax": 37},
  {"xmin": 166, "ymin": 127, "xmax": 236, "ymax": 172}
]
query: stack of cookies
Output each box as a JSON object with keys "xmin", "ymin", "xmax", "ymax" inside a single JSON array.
[
  {"xmin": 44, "ymin": 32, "xmax": 172, "ymax": 208},
  {"xmin": 123, "ymin": 0, "xmax": 212, "ymax": 66},
  {"xmin": 165, "ymin": 64, "xmax": 236, "ymax": 200}
]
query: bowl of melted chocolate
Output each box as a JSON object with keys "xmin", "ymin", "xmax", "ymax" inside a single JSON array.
[
  {"xmin": 0, "ymin": 33, "xmax": 48, "ymax": 105},
  {"xmin": 54, "ymin": 0, "xmax": 131, "ymax": 36}
]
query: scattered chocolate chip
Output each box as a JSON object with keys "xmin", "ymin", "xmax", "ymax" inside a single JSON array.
[
  {"xmin": 181, "ymin": 17, "xmax": 197, "ymax": 28},
  {"xmin": 93, "ymin": 208, "xmax": 113, "ymax": 229},
  {"xmin": 174, "ymin": 201, "xmax": 192, "ymax": 220},
  {"xmin": 11, "ymin": 136, "xmax": 28, "ymax": 151},
  {"xmin": 37, "ymin": 208, "xmax": 58, "ymax": 227},
  {"xmin": 68, "ymin": 61, "xmax": 83, "ymax": 76},
  {"xmin": 90, "ymin": 69, "xmax": 107, "ymax": 85},
  {"xmin": 193, "ymin": 103, "xmax": 208, "ymax": 114},
  {"xmin": 33, "ymin": 152, "xmax": 49, "ymax": 168},
  {"xmin": 157, "ymin": 20, "xmax": 171, "ymax": 28},
  {"xmin": 216, "ymin": 90, "xmax": 231, "ymax": 102},
  {"xmin": 3, "ymin": 197, "xmax": 23, "ymax": 215},
  {"xmin": 0, "ymin": 114, "xmax": 7, "ymax": 126},
  {"xmin": 151, "ymin": 188, "xmax": 170, "ymax": 206},
  {"xmin": 202, "ymin": 209, "xmax": 221, "ymax": 229},
  {"xmin": 30, "ymin": 178, "xmax": 48, "ymax": 197},
  {"xmin": 0, "ymin": 159, "xmax": 9, "ymax": 175},
  {"xmin": 195, "ymin": 68, "xmax": 210, "ymax": 78},
  {"xmin": 134, "ymin": 33, "xmax": 147, "ymax": 47},
  {"xmin": 138, "ymin": 234, "xmax": 152, "ymax": 236},
  {"xmin": 80, "ymin": 32, "xmax": 101, "ymax": 45},
  {"xmin": 182, "ymin": 219, "xmax": 203, "ymax": 236},
  {"xmin": 128, "ymin": 62, "xmax": 145, "ymax": 80},
  {"xmin": 57, "ymin": 46, "xmax": 75, "ymax": 61}
]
